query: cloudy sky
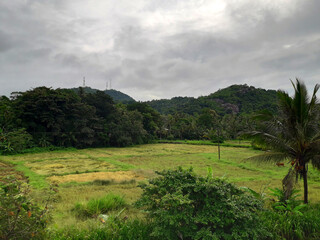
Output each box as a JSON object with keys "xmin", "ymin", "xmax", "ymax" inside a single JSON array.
[{"xmin": 1, "ymin": 0, "xmax": 320, "ymax": 101}]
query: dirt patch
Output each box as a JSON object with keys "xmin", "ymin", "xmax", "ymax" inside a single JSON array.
[
  {"xmin": 0, "ymin": 161, "xmax": 25, "ymax": 183},
  {"xmin": 47, "ymin": 171, "xmax": 144, "ymax": 184}
]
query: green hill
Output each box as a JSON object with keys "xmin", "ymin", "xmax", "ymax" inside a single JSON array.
[
  {"xmin": 146, "ymin": 84, "xmax": 278, "ymax": 115},
  {"xmin": 70, "ymin": 87, "xmax": 135, "ymax": 103}
]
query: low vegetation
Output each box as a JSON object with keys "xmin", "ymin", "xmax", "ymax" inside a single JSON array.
[
  {"xmin": 136, "ymin": 167, "xmax": 271, "ymax": 239},
  {"xmin": 1, "ymin": 81, "xmax": 320, "ymax": 239},
  {"xmin": 0, "ymin": 177, "xmax": 51, "ymax": 240},
  {"xmin": 73, "ymin": 193, "xmax": 126, "ymax": 218}
]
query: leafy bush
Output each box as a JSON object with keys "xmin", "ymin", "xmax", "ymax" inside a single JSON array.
[
  {"xmin": 0, "ymin": 128, "xmax": 33, "ymax": 154},
  {"xmin": 262, "ymin": 204, "xmax": 320, "ymax": 240},
  {"xmin": 0, "ymin": 177, "xmax": 50, "ymax": 239},
  {"xmin": 136, "ymin": 167, "xmax": 271, "ymax": 240},
  {"xmin": 73, "ymin": 193, "xmax": 127, "ymax": 218},
  {"xmin": 269, "ymin": 188, "xmax": 306, "ymax": 215}
]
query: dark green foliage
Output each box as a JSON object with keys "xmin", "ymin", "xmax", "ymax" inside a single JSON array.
[
  {"xmin": 0, "ymin": 87, "xmax": 151, "ymax": 153},
  {"xmin": 0, "ymin": 96, "xmax": 15, "ymax": 131},
  {"xmin": 127, "ymin": 102, "xmax": 162, "ymax": 138},
  {"xmin": 147, "ymin": 96, "xmax": 202, "ymax": 115},
  {"xmin": 159, "ymin": 109, "xmax": 254, "ymax": 142},
  {"xmin": 81, "ymin": 90, "xmax": 116, "ymax": 119},
  {"xmin": 269, "ymin": 188, "xmax": 306, "ymax": 215},
  {"xmin": 0, "ymin": 178, "xmax": 50, "ymax": 239},
  {"xmin": 73, "ymin": 193, "xmax": 127, "ymax": 218},
  {"xmin": 108, "ymin": 107, "xmax": 148, "ymax": 147},
  {"xmin": 262, "ymin": 204, "xmax": 320, "ymax": 240},
  {"xmin": 161, "ymin": 112, "xmax": 213, "ymax": 140},
  {"xmin": 0, "ymin": 84, "xmax": 274, "ymax": 153},
  {"xmin": 147, "ymin": 84, "xmax": 277, "ymax": 115},
  {"xmin": 136, "ymin": 167, "xmax": 270, "ymax": 240},
  {"xmin": 0, "ymin": 128, "xmax": 33, "ymax": 154},
  {"xmin": 104, "ymin": 89, "xmax": 135, "ymax": 103},
  {"xmin": 12, "ymin": 87, "xmax": 101, "ymax": 148}
]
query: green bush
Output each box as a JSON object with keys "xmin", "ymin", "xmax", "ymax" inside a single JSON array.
[
  {"xmin": 136, "ymin": 167, "xmax": 271, "ymax": 240},
  {"xmin": 0, "ymin": 128, "xmax": 33, "ymax": 154},
  {"xmin": 269, "ymin": 188, "xmax": 306, "ymax": 215},
  {"xmin": 73, "ymin": 193, "xmax": 127, "ymax": 218},
  {"xmin": 262, "ymin": 204, "xmax": 320, "ymax": 240},
  {"xmin": 0, "ymin": 177, "xmax": 50, "ymax": 239}
]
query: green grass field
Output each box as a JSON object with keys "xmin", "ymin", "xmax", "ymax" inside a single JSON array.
[{"xmin": 2, "ymin": 142, "xmax": 320, "ymax": 229}]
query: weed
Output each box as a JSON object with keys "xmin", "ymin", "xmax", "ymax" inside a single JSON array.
[
  {"xmin": 73, "ymin": 193, "xmax": 127, "ymax": 218},
  {"xmin": 47, "ymin": 218, "xmax": 154, "ymax": 240}
]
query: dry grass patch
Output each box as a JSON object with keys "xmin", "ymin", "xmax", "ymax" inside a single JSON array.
[
  {"xmin": 48, "ymin": 171, "xmax": 144, "ymax": 184},
  {"xmin": 25, "ymin": 158, "xmax": 115, "ymax": 175},
  {"xmin": 89, "ymin": 144, "xmax": 218, "ymax": 158},
  {"xmin": 0, "ymin": 161, "xmax": 25, "ymax": 183}
]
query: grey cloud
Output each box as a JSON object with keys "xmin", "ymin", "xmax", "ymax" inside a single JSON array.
[
  {"xmin": 0, "ymin": 31, "xmax": 15, "ymax": 52},
  {"xmin": 1, "ymin": 0, "xmax": 320, "ymax": 100}
]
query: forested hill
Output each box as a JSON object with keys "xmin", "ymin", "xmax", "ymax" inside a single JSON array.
[
  {"xmin": 146, "ymin": 84, "xmax": 278, "ymax": 115},
  {"xmin": 70, "ymin": 87, "xmax": 135, "ymax": 103}
]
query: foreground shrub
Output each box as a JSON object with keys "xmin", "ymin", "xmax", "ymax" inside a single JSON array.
[
  {"xmin": 136, "ymin": 167, "xmax": 271, "ymax": 240},
  {"xmin": 262, "ymin": 204, "xmax": 320, "ymax": 240},
  {"xmin": 73, "ymin": 193, "xmax": 126, "ymax": 218},
  {"xmin": 0, "ymin": 177, "xmax": 50, "ymax": 239}
]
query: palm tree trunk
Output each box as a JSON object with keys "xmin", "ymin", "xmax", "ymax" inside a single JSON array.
[{"xmin": 303, "ymin": 165, "xmax": 308, "ymax": 204}]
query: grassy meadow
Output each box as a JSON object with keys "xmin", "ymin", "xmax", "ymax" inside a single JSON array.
[{"xmin": 2, "ymin": 142, "xmax": 320, "ymax": 230}]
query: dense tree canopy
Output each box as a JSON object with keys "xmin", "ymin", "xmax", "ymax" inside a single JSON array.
[
  {"xmin": 0, "ymin": 87, "xmax": 150, "ymax": 152},
  {"xmin": 0, "ymin": 85, "xmax": 266, "ymax": 154},
  {"xmin": 147, "ymin": 84, "xmax": 278, "ymax": 115}
]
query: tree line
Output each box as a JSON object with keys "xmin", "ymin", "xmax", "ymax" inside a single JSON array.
[{"xmin": 0, "ymin": 86, "xmax": 253, "ymax": 154}]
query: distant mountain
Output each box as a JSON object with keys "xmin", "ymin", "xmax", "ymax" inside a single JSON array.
[
  {"xmin": 70, "ymin": 87, "xmax": 135, "ymax": 103},
  {"xmin": 146, "ymin": 84, "xmax": 278, "ymax": 115}
]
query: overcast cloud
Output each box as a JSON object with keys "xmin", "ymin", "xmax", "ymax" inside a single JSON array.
[{"xmin": 1, "ymin": 0, "xmax": 320, "ymax": 101}]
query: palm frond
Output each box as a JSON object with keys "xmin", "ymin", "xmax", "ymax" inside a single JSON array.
[
  {"xmin": 249, "ymin": 130, "xmax": 294, "ymax": 154},
  {"xmin": 252, "ymin": 109, "xmax": 274, "ymax": 122},
  {"xmin": 292, "ymin": 79, "xmax": 311, "ymax": 125},
  {"xmin": 247, "ymin": 152, "xmax": 289, "ymax": 163},
  {"xmin": 310, "ymin": 83, "xmax": 320, "ymax": 107},
  {"xmin": 277, "ymin": 90, "xmax": 293, "ymax": 116}
]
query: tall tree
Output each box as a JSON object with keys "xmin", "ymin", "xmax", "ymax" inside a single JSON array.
[
  {"xmin": 249, "ymin": 79, "xmax": 320, "ymax": 203},
  {"xmin": 126, "ymin": 102, "xmax": 161, "ymax": 138}
]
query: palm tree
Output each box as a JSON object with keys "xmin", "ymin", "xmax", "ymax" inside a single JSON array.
[{"xmin": 249, "ymin": 79, "xmax": 320, "ymax": 204}]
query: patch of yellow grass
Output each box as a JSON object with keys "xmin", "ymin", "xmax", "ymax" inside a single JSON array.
[
  {"xmin": 48, "ymin": 171, "xmax": 144, "ymax": 184},
  {"xmin": 87, "ymin": 144, "xmax": 219, "ymax": 157},
  {"xmin": 25, "ymin": 158, "xmax": 115, "ymax": 175}
]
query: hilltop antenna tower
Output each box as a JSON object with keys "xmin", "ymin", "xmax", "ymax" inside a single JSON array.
[
  {"xmin": 83, "ymin": 77, "xmax": 86, "ymax": 87},
  {"xmin": 109, "ymin": 79, "xmax": 112, "ymax": 90}
]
